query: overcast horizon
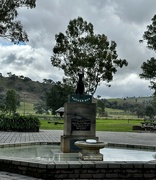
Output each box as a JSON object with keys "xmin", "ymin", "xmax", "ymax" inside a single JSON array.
[{"xmin": 0, "ymin": 0, "xmax": 156, "ymax": 98}]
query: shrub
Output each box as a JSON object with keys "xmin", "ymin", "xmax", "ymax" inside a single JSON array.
[{"xmin": 0, "ymin": 115, "xmax": 40, "ymax": 132}]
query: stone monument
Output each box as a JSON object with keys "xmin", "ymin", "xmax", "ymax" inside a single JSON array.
[{"xmin": 61, "ymin": 73, "xmax": 98, "ymax": 152}]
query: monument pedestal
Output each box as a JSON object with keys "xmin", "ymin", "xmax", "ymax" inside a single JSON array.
[
  {"xmin": 61, "ymin": 100, "xmax": 98, "ymax": 153},
  {"xmin": 61, "ymin": 135, "xmax": 98, "ymax": 153}
]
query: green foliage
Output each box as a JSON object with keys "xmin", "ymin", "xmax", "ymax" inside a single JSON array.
[
  {"xmin": 33, "ymin": 101, "xmax": 48, "ymax": 114},
  {"xmin": 51, "ymin": 17, "xmax": 128, "ymax": 95},
  {"xmin": 140, "ymin": 14, "xmax": 156, "ymax": 94},
  {"xmin": 0, "ymin": 114, "xmax": 40, "ymax": 132},
  {"xmin": 105, "ymin": 99, "xmax": 143, "ymax": 113},
  {"xmin": 139, "ymin": 58, "xmax": 156, "ymax": 93},
  {"xmin": 97, "ymin": 99, "xmax": 105, "ymax": 116},
  {"xmin": 0, "ymin": 94, "xmax": 5, "ymax": 113},
  {"xmin": 145, "ymin": 105, "xmax": 155, "ymax": 118},
  {"xmin": 140, "ymin": 57, "xmax": 156, "ymax": 80},
  {"xmin": 5, "ymin": 89, "xmax": 18, "ymax": 115},
  {"xmin": 0, "ymin": 0, "xmax": 36, "ymax": 43},
  {"xmin": 140, "ymin": 14, "xmax": 156, "ymax": 50},
  {"xmin": 135, "ymin": 105, "xmax": 145, "ymax": 118},
  {"xmin": 46, "ymin": 82, "xmax": 73, "ymax": 114},
  {"xmin": 151, "ymin": 95, "xmax": 156, "ymax": 114}
]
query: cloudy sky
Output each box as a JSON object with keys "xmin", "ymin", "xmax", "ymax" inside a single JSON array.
[{"xmin": 1, "ymin": 0, "xmax": 156, "ymax": 98}]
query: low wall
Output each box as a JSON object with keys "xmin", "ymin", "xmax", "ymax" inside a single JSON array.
[{"xmin": 0, "ymin": 158, "xmax": 155, "ymax": 179}]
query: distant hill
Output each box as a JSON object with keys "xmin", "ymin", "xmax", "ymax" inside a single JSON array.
[
  {"xmin": 0, "ymin": 73, "xmax": 153, "ymax": 110},
  {"xmin": 107, "ymin": 96, "xmax": 153, "ymax": 104},
  {"xmin": 0, "ymin": 73, "xmax": 54, "ymax": 104}
]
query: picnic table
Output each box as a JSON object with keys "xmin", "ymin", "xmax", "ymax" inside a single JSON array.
[
  {"xmin": 141, "ymin": 118, "xmax": 156, "ymax": 131},
  {"xmin": 47, "ymin": 116, "xmax": 64, "ymax": 125}
]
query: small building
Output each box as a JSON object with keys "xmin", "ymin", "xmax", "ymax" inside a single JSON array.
[{"xmin": 55, "ymin": 107, "xmax": 64, "ymax": 117}]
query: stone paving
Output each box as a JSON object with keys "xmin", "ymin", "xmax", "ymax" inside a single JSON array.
[
  {"xmin": 0, "ymin": 130, "xmax": 155, "ymax": 179},
  {"xmin": 97, "ymin": 131, "xmax": 156, "ymax": 147},
  {"xmin": 0, "ymin": 130, "xmax": 156, "ymax": 146},
  {"xmin": 0, "ymin": 171, "xmax": 41, "ymax": 180}
]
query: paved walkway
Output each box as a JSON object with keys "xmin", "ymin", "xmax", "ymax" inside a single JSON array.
[
  {"xmin": 0, "ymin": 130, "xmax": 155, "ymax": 179},
  {"xmin": 0, "ymin": 130, "xmax": 155, "ymax": 147}
]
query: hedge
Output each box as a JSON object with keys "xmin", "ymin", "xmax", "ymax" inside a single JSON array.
[{"xmin": 0, "ymin": 115, "xmax": 40, "ymax": 132}]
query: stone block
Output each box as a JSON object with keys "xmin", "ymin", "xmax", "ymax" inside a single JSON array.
[
  {"xmin": 61, "ymin": 102, "xmax": 98, "ymax": 153},
  {"xmin": 64, "ymin": 102, "xmax": 96, "ymax": 136},
  {"xmin": 144, "ymin": 163, "xmax": 156, "ymax": 168},
  {"xmin": 80, "ymin": 161, "xmax": 95, "ymax": 168},
  {"xmin": 108, "ymin": 163, "xmax": 121, "ymax": 168},
  {"xmin": 95, "ymin": 162, "xmax": 108, "ymax": 168},
  {"xmin": 79, "ymin": 151, "xmax": 103, "ymax": 161},
  {"xmin": 55, "ymin": 161, "xmax": 69, "ymax": 169},
  {"xmin": 29, "ymin": 162, "xmax": 39, "ymax": 168},
  {"xmin": 68, "ymin": 161, "xmax": 82, "ymax": 168},
  {"xmin": 47, "ymin": 162, "xmax": 55, "ymax": 169}
]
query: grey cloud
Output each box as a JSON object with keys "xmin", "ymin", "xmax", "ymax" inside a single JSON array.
[
  {"xmin": 113, "ymin": 0, "xmax": 156, "ymax": 24},
  {"xmin": 15, "ymin": 57, "xmax": 34, "ymax": 67},
  {"xmin": 2, "ymin": 54, "xmax": 34, "ymax": 68},
  {"xmin": 95, "ymin": 79, "xmax": 153, "ymax": 99},
  {"xmin": 2, "ymin": 53, "xmax": 16, "ymax": 64}
]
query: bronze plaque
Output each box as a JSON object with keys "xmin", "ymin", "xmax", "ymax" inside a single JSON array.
[{"xmin": 71, "ymin": 118, "xmax": 91, "ymax": 131}]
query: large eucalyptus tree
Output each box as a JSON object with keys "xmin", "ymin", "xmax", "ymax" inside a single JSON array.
[
  {"xmin": 0, "ymin": 0, "xmax": 36, "ymax": 44},
  {"xmin": 51, "ymin": 17, "xmax": 128, "ymax": 95},
  {"xmin": 140, "ymin": 14, "xmax": 156, "ymax": 94}
]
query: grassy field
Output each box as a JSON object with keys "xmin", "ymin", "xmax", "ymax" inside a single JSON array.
[
  {"xmin": 40, "ymin": 118, "xmax": 142, "ymax": 132},
  {"xmin": 16, "ymin": 101, "xmax": 143, "ymax": 132},
  {"xmin": 96, "ymin": 119, "xmax": 141, "ymax": 132}
]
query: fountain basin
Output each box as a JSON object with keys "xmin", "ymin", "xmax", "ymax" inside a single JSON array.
[
  {"xmin": 0, "ymin": 143, "xmax": 155, "ymax": 161},
  {"xmin": 75, "ymin": 140, "xmax": 108, "ymax": 161},
  {"xmin": 0, "ymin": 143, "xmax": 155, "ymax": 180}
]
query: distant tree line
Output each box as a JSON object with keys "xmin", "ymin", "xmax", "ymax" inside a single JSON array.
[{"xmin": 96, "ymin": 97, "xmax": 156, "ymax": 118}]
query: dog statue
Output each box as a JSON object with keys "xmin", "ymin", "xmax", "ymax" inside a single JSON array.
[{"xmin": 75, "ymin": 73, "xmax": 84, "ymax": 95}]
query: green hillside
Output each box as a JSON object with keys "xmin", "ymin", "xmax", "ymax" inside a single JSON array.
[
  {"xmin": 0, "ymin": 74, "xmax": 53, "ymax": 104},
  {"xmin": 107, "ymin": 96, "xmax": 153, "ymax": 104}
]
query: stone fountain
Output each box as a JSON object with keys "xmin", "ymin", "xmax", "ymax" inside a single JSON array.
[{"xmin": 75, "ymin": 139, "xmax": 108, "ymax": 161}]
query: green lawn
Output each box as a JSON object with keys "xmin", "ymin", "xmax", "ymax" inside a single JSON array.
[
  {"xmin": 96, "ymin": 119, "xmax": 141, "ymax": 132},
  {"xmin": 40, "ymin": 118, "xmax": 142, "ymax": 132},
  {"xmin": 40, "ymin": 119, "xmax": 64, "ymax": 130}
]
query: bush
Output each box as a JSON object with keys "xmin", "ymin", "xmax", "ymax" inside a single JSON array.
[{"xmin": 0, "ymin": 115, "xmax": 40, "ymax": 132}]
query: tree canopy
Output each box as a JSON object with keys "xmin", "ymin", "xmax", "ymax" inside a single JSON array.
[
  {"xmin": 51, "ymin": 17, "xmax": 128, "ymax": 95},
  {"xmin": 140, "ymin": 57, "xmax": 156, "ymax": 94},
  {"xmin": 5, "ymin": 89, "xmax": 18, "ymax": 115},
  {"xmin": 139, "ymin": 14, "xmax": 156, "ymax": 94},
  {"xmin": 46, "ymin": 82, "xmax": 74, "ymax": 114},
  {"xmin": 140, "ymin": 14, "xmax": 156, "ymax": 50},
  {"xmin": 0, "ymin": 0, "xmax": 36, "ymax": 44},
  {"xmin": 145, "ymin": 105, "xmax": 155, "ymax": 119},
  {"xmin": 140, "ymin": 57, "xmax": 156, "ymax": 80}
]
